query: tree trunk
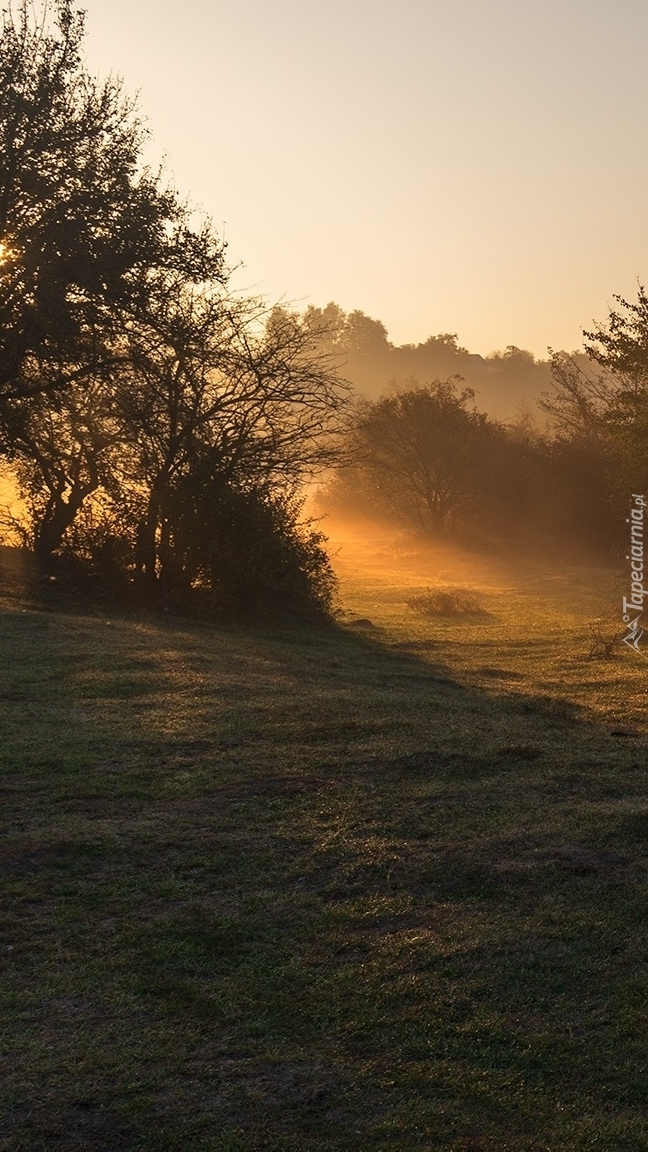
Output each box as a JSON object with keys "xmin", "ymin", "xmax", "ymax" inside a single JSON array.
[
  {"xmin": 135, "ymin": 474, "xmax": 169, "ymax": 585},
  {"xmin": 34, "ymin": 484, "xmax": 91, "ymax": 561}
]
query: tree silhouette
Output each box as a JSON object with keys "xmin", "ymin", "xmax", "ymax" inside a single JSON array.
[
  {"xmin": 352, "ymin": 381, "xmax": 495, "ymax": 532},
  {"xmin": 0, "ymin": 0, "xmax": 224, "ymax": 409}
]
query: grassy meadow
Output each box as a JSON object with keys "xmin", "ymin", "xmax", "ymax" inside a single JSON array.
[{"xmin": 1, "ymin": 521, "xmax": 648, "ymax": 1150}]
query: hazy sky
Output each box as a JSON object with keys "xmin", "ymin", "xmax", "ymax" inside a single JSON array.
[{"xmin": 80, "ymin": 0, "xmax": 648, "ymax": 357}]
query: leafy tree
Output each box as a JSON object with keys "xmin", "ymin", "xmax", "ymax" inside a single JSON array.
[
  {"xmin": 581, "ymin": 288, "xmax": 648, "ymax": 493},
  {"xmin": 0, "ymin": 0, "xmax": 226, "ymax": 561},
  {"xmin": 534, "ymin": 350, "xmax": 633, "ymax": 551},
  {"xmin": 583, "ymin": 286, "xmax": 648, "ymax": 380},
  {"xmin": 351, "ymin": 381, "xmax": 495, "ymax": 532},
  {"xmin": 0, "ymin": 0, "xmax": 223, "ymax": 408},
  {"xmin": 540, "ymin": 291, "xmax": 648, "ymax": 529}
]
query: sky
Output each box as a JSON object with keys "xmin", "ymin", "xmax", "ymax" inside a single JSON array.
[{"xmin": 79, "ymin": 0, "xmax": 648, "ymax": 358}]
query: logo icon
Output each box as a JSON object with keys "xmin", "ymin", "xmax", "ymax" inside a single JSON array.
[{"xmin": 621, "ymin": 614, "xmax": 644, "ymax": 653}]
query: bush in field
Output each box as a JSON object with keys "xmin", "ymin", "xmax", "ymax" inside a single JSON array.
[
  {"xmin": 407, "ymin": 586, "xmax": 485, "ymax": 616},
  {"xmin": 166, "ymin": 473, "xmax": 337, "ymax": 618}
]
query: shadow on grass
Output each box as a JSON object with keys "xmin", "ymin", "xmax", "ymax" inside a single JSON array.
[{"xmin": 2, "ymin": 575, "xmax": 648, "ymax": 1149}]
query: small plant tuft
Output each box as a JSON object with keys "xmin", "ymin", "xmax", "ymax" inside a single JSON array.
[
  {"xmin": 586, "ymin": 619, "xmax": 621, "ymax": 660},
  {"xmin": 407, "ymin": 586, "xmax": 485, "ymax": 616}
]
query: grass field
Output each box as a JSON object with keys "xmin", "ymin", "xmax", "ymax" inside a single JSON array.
[{"xmin": 1, "ymin": 521, "xmax": 648, "ymax": 1150}]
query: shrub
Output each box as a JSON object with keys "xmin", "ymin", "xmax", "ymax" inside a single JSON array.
[
  {"xmin": 407, "ymin": 586, "xmax": 484, "ymax": 616},
  {"xmin": 167, "ymin": 473, "xmax": 337, "ymax": 619}
]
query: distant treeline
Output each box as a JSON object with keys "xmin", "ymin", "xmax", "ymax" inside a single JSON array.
[{"xmin": 297, "ymin": 303, "xmax": 586, "ymax": 421}]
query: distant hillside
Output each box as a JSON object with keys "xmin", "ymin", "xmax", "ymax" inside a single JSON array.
[{"xmin": 303, "ymin": 303, "xmax": 570, "ymax": 422}]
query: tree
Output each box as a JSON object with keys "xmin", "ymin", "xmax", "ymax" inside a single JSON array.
[
  {"xmin": 539, "ymin": 291, "xmax": 648, "ymax": 517},
  {"xmin": 583, "ymin": 285, "xmax": 648, "ymax": 381},
  {"xmin": 4, "ymin": 271, "xmax": 349, "ymax": 580},
  {"xmin": 4, "ymin": 374, "xmax": 121, "ymax": 560},
  {"xmin": 539, "ymin": 351, "xmax": 614, "ymax": 439},
  {"xmin": 0, "ymin": 0, "xmax": 224, "ymax": 409},
  {"xmin": 111, "ymin": 293, "xmax": 348, "ymax": 587},
  {"xmin": 0, "ymin": 0, "xmax": 224, "ymax": 561},
  {"xmin": 581, "ymin": 288, "xmax": 648, "ymax": 491},
  {"xmin": 351, "ymin": 381, "xmax": 495, "ymax": 533},
  {"xmin": 536, "ymin": 349, "xmax": 636, "ymax": 551}
]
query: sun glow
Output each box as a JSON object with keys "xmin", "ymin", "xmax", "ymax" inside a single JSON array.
[{"xmin": 0, "ymin": 240, "xmax": 17, "ymax": 268}]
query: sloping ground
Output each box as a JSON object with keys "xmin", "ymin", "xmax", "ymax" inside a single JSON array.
[{"xmin": 1, "ymin": 530, "xmax": 647, "ymax": 1150}]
